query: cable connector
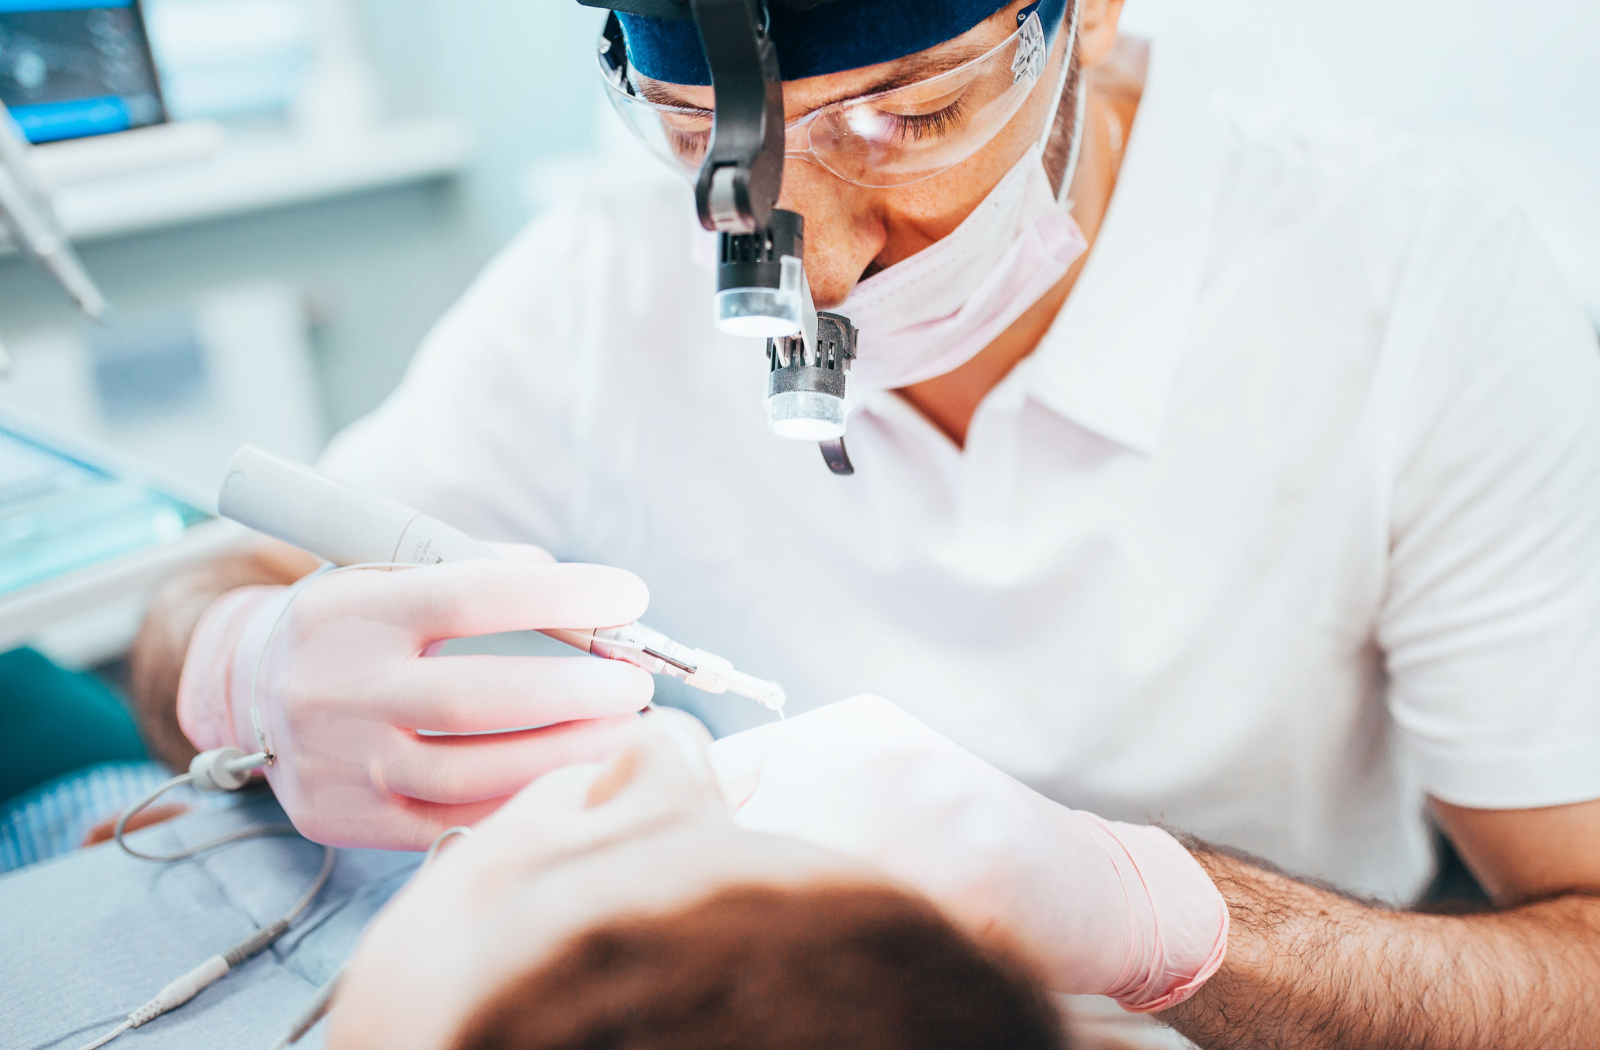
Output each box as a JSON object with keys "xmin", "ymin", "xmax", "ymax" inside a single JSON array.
[
  {"xmin": 188, "ymin": 747, "xmax": 268, "ymax": 793},
  {"xmin": 129, "ymin": 956, "xmax": 230, "ymax": 1027}
]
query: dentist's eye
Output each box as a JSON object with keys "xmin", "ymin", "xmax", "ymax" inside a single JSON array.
[
  {"xmin": 666, "ymin": 126, "xmax": 710, "ymax": 163},
  {"xmin": 657, "ymin": 110, "xmax": 711, "ymax": 167},
  {"xmin": 882, "ymin": 96, "xmax": 972, "ymax": 143}
]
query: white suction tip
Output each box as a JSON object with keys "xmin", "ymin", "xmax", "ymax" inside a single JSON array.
[{"xmin": 725, "ymin": 670, "xmax": 786, "ymax": 712}]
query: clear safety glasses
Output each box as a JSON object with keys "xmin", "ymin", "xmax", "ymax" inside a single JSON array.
[{"xmin": 599, "ymin": 10, "xmax": 1051, "ymax": 188}]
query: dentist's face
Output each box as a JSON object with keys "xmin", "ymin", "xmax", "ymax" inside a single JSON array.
[
  {"xmin": 637, "ymin": 0, "xmax": 1126, "ymax": 308},
  {"xmin": 326, "ymin": 710, "xmax": 884, "ymax": 1050}
]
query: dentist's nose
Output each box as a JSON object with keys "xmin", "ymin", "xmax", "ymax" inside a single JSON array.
[{"xmin": 778, "ymin": 159, "xmax": 887, "ymax": 310}]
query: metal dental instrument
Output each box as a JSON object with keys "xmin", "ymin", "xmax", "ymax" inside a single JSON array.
[
  {"xmin": 218, "ymin": 445, "xmax": 787, "ymax": 712},
  {"xmin": 0, "ymin": 101, "xmax": 109, "ymax": 323},
  {"xmin": 589, "ymin": 0, "xmax": 860, "ymax": 475}
]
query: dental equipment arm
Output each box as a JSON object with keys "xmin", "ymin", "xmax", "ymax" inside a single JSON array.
[
  {"xmin": 0, "ymin": 102, "xmax": 109, "ymax": 322},
  {"xmin": 588, "ymin": 0, "xmax": 860, "ymax": 474},
  {"xmin": 218, "ymin": 446, "xmax": 786, "ymax": 712}
]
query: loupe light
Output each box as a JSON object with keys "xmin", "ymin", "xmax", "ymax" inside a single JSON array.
[
  {"xmin": 711, "ymin": 207, "xmax": 859, "ymax": 474},
  {"xmin": 769, "ymin": 393, "xmax": 846, "ymax": 441},
  {"xmin": 716, "ymin": 285, "xmax": 804, "ymax": 338},
  {"xmin": 766, "ymin": 311, "xmax": 857, "ymax": 442},
  {"xmin": 714, "ymin": 210, "xmax": 807, "ymax": 338}
]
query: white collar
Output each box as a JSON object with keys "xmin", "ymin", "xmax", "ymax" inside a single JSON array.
[{"xmin": 1016, "ymin": 43, "xmax": 1226, "ymax": 455}]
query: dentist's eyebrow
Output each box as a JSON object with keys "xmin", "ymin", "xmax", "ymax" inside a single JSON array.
[{"xmin": 636, "ymin": 42, "xmax": 992, "ymax": 116}]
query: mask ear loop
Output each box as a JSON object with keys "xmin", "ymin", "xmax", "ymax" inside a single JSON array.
[{"xmin": 1037, "ymin": 0, "xmax": 1086, "ymax": 208}]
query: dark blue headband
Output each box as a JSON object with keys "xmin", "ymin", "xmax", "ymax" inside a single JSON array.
[{"xmin": 619, "ymin": 0, "xmax": 1068, "ymax": 86}]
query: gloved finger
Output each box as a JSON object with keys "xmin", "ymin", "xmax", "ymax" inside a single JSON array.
[
  {"xmin": 483, "ymin": 541, "xmax": 558, "ymax": 564},
  {"xmin": 409, "ymin": 543, "xmax": 558, "ymax": 660},
  {"xmin": 371, "ymin": 714, "xmax": 641, "ymax": 805},
  {"xmin": 643, "ymin": 707, "xmax": 716, "ymax": 781},
  {"xmin": 517, "ymin": 762, "xmax": 608, "ymax": 812},
  {"xmin": 474, "ymin": 714, "xmax": 728, "ymax": 864},
  {"xmin": 705, "ymin": 732, "xmax": 766, "ymax": 812},
  {"xmin": 280, "ymin": 792, "xmax": 510, "ymax": 852},
  {"xmin": 586, "ymin": 707, "xmax": 718, "ymax": 807},
  {"xmin": 372, "ymin": 654, "xmax": 654, "ymax": 732},
  {"xmin": 305, "ymin": 560, "xmax": 650, "ymax": 641},
  {"xmin": 385, "ymin": 798, "xmax": 511, "ymax": 853}
]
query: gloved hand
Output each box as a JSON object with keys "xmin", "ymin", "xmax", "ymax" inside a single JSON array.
[
  {"xmin": 708, "ymin": 696, "xmax": 1229, "ymax": 1012},
  {"xmin": 177, "ymin": 544, "xmax": 655, "ymax": 850}
]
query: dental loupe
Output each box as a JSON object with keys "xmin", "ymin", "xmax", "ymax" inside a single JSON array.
[
  {"xmin": 589, "ymin": 0, "xmax": 859, "ymax": 471},
  {"xmin": 768, "ymin": 311, "xmax": 857, "ymax": 474},
  {"xmin": 715, "ymin": 207, "xmax": 860, "ymax": 470},
  {"xmin": 687, "ymin": 0, "xmax": 859, "ymax": 475}
]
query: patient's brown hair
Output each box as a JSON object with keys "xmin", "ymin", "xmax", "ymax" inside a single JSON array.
[{"xmin": 455, "ymin": 883, "xmax": 1068, "ymax": 1050}]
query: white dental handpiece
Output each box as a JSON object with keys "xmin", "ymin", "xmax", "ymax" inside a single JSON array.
[{"xmin": 216, "ymin": 446, "xmax": 785, "ymax": 712}]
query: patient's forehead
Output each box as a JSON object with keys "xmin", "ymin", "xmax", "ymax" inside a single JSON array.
[
  {"xmin": 328, "ymin": 808, "xmax": 879, "ymax": 1050},
  {"xmin": 449, "ymin": 820, "xmax": 884, "ymax": 969}
]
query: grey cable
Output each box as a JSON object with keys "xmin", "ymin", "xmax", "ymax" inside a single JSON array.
[
  {"xmin": 113, "ymin": 770, "xmax": 300, "ymax": 863},
  {"xmin": 73, "ymin": 778, "xmax": 339, "ymax": 1050},
  {"xmin": 75, "ymin": 1021, "xmax": 132, "ymax": 1050}
]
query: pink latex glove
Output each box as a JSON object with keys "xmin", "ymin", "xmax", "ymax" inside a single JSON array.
[
  {"xmin": 709, "ymin": 696, "xmax": 1229, "ymax": 1012},
  {"xmin": 177, "ymin": 545, "xmax": 655, "ymax": 850}
]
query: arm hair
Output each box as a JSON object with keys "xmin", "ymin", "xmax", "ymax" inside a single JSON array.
[{"xmin": 1161, "ymin": 843, "xmax": 1600, "ymax": 1049}]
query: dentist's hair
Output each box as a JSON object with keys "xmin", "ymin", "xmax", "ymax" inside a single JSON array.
[{"xmin": 454, "ymin": 882, "xmax": 1069, "ymax": 1050}]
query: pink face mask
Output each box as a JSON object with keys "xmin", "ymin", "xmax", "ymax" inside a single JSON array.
[{"xmin": 836, "ymin": 142, "xmax": 1088, "ymax": 391}]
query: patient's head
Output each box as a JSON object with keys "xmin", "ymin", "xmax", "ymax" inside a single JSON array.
[
  {"xmin": 458, "ymin": 881, "xmax": 1065, "ymax": 1050},
  {"xmin": 329, "ymin": 709, "xmax": 1066, "ymax": 1050}
]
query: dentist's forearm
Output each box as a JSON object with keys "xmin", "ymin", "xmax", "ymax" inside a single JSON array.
[
  {"xmin": 1161, "ymin": 847, "xmax": 1600, "ymax": 1049},
  {"xmin": 127, "ymin": 540, "xmax": 318, "ymax": 770}
]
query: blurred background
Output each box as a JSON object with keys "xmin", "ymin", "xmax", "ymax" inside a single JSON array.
[
  {"xmin": 1119, "ymin": 0, "xmax": 1600, "ymax": 334},
  {"xmin": 0, "ymin": 0, "xmax": 613, "ymax": 492},
  {"xmin": 0, "ymin": 0, "xmax": 1595, "ymax": 667}
]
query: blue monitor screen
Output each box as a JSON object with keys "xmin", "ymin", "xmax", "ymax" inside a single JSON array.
[
  {"xmin": 0, "ymin": 1, "xmax": 165, "ymax": 143},
  {"xmin": 0, "ymin": 421, "xmax": 208, "ymax": 597}
]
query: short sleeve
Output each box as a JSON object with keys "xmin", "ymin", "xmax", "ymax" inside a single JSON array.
[{"xmin": 1380, "ymin": 204, "xmax": 1600, "ymax": 809}]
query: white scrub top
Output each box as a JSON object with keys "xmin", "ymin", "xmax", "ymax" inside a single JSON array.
[{"xmin": 321, "ymin": 45, "xmax": 1600, "ymax": 904}]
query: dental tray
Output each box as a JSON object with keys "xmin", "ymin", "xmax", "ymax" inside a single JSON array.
[{"xmin": 0, "ymin": 415, "xmax": 210, "ymax": 598}]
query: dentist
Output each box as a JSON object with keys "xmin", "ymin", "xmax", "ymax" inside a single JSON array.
[{"xmin": 130, "ymin": 0, "xmax": 1600, "ymax": 1045}]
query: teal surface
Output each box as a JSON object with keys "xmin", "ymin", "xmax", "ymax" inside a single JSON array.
[
  {"xmin": 0, "ymin": 424, "xmax": 209, "ymax": 598},
  {"xmin": 0, "ymin": 648, "xmax": 147, "ymax": 805}
]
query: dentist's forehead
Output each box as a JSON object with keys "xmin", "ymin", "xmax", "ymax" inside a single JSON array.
[
  {"xmin": 609, "ymin": 0, "xmax": 1064, "ymax": 86},
  {"xmin": 633, "ymin": 29, "xmax": 1004, "ymax": 116}
]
